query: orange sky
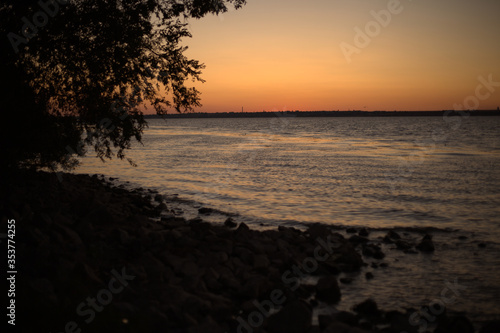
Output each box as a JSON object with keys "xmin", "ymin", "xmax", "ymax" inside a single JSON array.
[{"xmin": 158, "ymin": 0, "xmax": 500, "ymax": 113}]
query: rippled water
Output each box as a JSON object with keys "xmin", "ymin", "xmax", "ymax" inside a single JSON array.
[
  {"xmin": 78, "ymin": 116, "xmax": 500, "ymax": 235},
  {"xmin": 75, "ymin": 115, "xmax": 500, "ymax": 324}
]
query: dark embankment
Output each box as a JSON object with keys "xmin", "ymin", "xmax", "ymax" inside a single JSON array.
[{"xmin": 1, "ymin": 170, "xmax": 498, "ymax": 333}]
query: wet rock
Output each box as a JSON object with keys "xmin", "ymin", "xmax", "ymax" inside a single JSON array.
[
  {"xmin": 416, "ymin": 234, "xmax": 435, "ymax": 252},
  {"xmin": 339, "ymin": 277, "xmax": 354, "ymax": 284},
  {"xmin": 346, "ymin": 228, "xmax": 357, "ymax": 234},
  {"xmin": 330, "ymin": 242, "xmax": 364, "ymax": 272},
  {"xmin": 315, "ymin": 276, "xmax": 341, "ymax": 303},
  {"xmin": 358, "ymin": 228, "xmax": 369, "ymax": 237},
  {"xmin": 224, "ymin": 218, "xmax": 237, "ymax": 228},
  {"xmin": 365, "ymin": 272, "xmax": 374, "ymax": 280},
  {"xmin": 348, "ymin": 235, "xmax": 369, "ymax": 245},
  {"xmin": 478, "ymin": 242, "xmax": 486, "ymax": 248},
  {"xmin": 155, "ymin": 204, "xmax": 168, "ymax": 215},
  {"xmin": 154, "ymin": 194, "xmax": 163, "ymax": 202},
  {"xmin": 458, "ymin": 235, "xmax": 468, "ymax": 240},
  {"xmin": 187, "ymin": 217, "xmax": 203, "ymax": 224},
  {"xmin": 266, "ymin": 300, "xmax": 312, "ymax": 333},
  {"xmin": 237, "ymin": 222, "xmax": 250, "ymax": 232},
  {"xmin": 362, "ymin": 244, "xmax": 385, "ymax": 259},
  {"xmin": 383, "ymin": 230, "xmax": 401, "ymax": 243},
  {"xmin": 395, "ymin": 239, "xmax": 413, "ymax": 251},
  {"xmin": 198, "ymin": 207, "xmax": 213, "ymax": 214},
  {"xmin": 353, "ymin": 298, "xmax": 380, "ymax": 317}
]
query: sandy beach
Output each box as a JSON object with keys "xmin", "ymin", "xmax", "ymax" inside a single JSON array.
[{"xmin": 2, "ymin": 170, "xmax": 498, "ymax": 333}]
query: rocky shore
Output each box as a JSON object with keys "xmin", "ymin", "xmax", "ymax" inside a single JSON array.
[{"xmin": 1, "ymin": 170, "xmax": 498, "ymax": 333}]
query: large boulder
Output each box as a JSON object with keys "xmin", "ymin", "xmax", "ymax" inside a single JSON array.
[
  {"xmin": 266, "ymin": 300, "xmax": 312, "ymax": 333},
  {"xmin": 416, "ymin": 234, "xmax": 435, "ymax": 252},
  {"xmin": 315, "ymin": 276, "xmax": 341, "ymax": 303}
]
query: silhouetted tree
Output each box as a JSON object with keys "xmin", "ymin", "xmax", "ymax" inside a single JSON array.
[{"xmin": 0, "ymin": 0, "xmax": 246, "ymax": 171}]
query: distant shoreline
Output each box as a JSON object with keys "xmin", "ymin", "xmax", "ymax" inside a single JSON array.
[{"xmin": 146, "ymin": 110, "xmax": 500, "ymax": 119}]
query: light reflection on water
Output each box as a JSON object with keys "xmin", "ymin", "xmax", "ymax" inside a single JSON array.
[
  {"xmin": 75, "ymin": 116, "xmax": 500, "ymax": 323},
  {"xmin": 77, "ymin": 116, "xmax": 500, "ymax": 236}
]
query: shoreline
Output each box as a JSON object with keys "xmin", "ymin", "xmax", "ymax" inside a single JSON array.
[
  {"xmin": 2, "ymin": 170, "xmax": 498, "ymax": 332},
  {"xmin": 147, "ymin": 110, "xmax": 500, "ymax": 119}
]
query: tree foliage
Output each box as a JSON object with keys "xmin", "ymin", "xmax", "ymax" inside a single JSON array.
[{"xmin": 0, "ymin": 0, "xmax": 246, "ymax": 170}]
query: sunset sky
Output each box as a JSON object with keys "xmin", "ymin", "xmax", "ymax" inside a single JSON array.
[{"xmin": 176, "ymin": 0, "xmax": 500, "ymax": 113}]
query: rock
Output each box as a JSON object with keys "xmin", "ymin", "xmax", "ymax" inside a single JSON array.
[
  {"xmin": 334, "ymin": 311, "xmax": 358, "ymax": 327},
  {"xmin": 388, "ymin": 230, "xmax": 401, "ymax": 239},
  {"xmin": 353, "ymin": 299, "xmax": 380, "ymax": 316},
  {"xmin": 416, "ymin": 234, "xmax": 435, "ymax": 252},
  {"xmin": 253, "ymin": 254, "xmax": 270, "ymax": 269},
  {"xmin": 348, "ymin": 235, "xmax": 369, "ymax": 245},
  {"xmin": 362, "ymin": 244, "xmax": 385, "ymax": 259},
  {"xmin": 160, "ymin": 213, "xmax": 175, "ymax": 222},
  {"xmin": 307, "ymin": 223, "xmax": 332, "ymax": 239},
  {"xmin": 154, "ymin": 194, "xmax": 163, "ymax": 202},
  {"xmin": 198, "ymin": 207, "xmax": 213, "ymax": 214},
  {"xmin": 266, "ymin": 300, "xmax": 312, "ymax": 333},
  {"xmin": 315, "ymin": 276, "xmax": 341, "ymax": 303},
  {"xmin": 339, "ymin": 277, "xmax": 354, "ymax": 284},
  {"xmin": 358, "ymin": 228, "xmax": 369, "ymax": 237},
  {"xmin": 322, "ymin": 320, "xmax": 368, "ymax": 333},
  {"xmin": 480, "ymin": 320, "xmax": 500, "ymax": 333},
  {"xmin": 346, "ymin": 228, "xmax": 357, "ymax": 234},
  {"xmin": 318, "ymin": 315, "xmax": 337, "ymax": 330},
  {"xmin": 383, "ymin": 230, "xmax": 401, "ymax": 243},
  {"xmin": 224, "ymin": 218, "xmax": 237, "ymax": 228},
  {"xmin": 114, "ymin": 228, "xmax": 132, "ymax": 245},
  {"xmin": 365, "ymin": 272, "xmax": 374, "ymax": 280},
  {"xmin": 478, "ymin": 242, "xmax": 486, "ymax": 248},
  {"xmin": 458, "ymin": 235, "xmax": 468, "ymax": 240},
  {"xmin": 386, "ymin": 310, "xmax": 419, "ymax": 333},
  {"xmin": 157, "ymin": 202, "xmax": 168, "ymax": 210},
  {"xmin": 435, "ymin": 315, "xmax": 474, "ymax": 333},
  {"xmin": 238, "ymin": 222, "xmax": 251, "ymax": 231},
  {"xmin": 395, "ymin": 239, "xmax": 413, "ymax": 251},
  {"xmin": 187, "ymin": 217, "xmax": 203, "ymax": 224},
  {"xmin": 187, "ymin": 316, "xmax": 224, "ymax": 333},
  {"xmin": 331, "ymin": 242, "xmax": 364, "ymax": 272}
]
